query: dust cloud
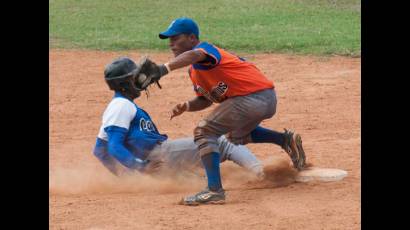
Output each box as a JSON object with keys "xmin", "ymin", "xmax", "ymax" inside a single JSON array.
[
  {"xmin": 50, "ymin": 156, "xmax": 299, "ymax": 195},
  {"xmin": 49, "ymin": 166, "xmax": 205, "ymax": 196}
]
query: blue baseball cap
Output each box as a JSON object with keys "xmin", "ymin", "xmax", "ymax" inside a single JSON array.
[{"xmin": 159, "ymin": 17, "xmax": 199, "ymax": 39}]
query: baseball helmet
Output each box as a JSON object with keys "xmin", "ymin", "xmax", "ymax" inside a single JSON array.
[{"xmin": 104, "ymin": 57, "xmax": 142, "ymax": 99}]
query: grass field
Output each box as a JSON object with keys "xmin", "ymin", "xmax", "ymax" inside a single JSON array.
[{"xmin": 49, "ymin": 0, "xmax": 360, "ymax": 56}]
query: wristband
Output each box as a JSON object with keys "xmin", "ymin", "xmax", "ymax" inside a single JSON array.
[
  {"xmin": 164, "ymin": 63, "xmax": 171, "ymax": 73},
  {"xmin": 158, "ymin": 64, "xmax": 169, "ymax": 77}
]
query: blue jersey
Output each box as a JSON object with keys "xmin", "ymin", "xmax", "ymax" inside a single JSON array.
[{"xmin": 93, "ymin": 92, "xmax": 167, "ymax": 173}]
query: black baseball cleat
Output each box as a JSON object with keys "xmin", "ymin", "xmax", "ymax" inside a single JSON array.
[
  {"xmin": 282, "ymin": 129, "xmax": 306, "ymax": 171},
  {"xmin": 179, "ymin": 188, "xmax": 225, "ymax": 206}
]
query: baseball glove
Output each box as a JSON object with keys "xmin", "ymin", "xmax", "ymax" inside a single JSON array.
[{"xmin": 137, "ymin": 56, "xmax": 169, "ymax": 90}]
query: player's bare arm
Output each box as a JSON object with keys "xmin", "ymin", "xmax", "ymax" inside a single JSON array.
[
  {"xmin": 170, "ymin": 96, "xmax": 212, "ymax": 120},
  {"xmin": 167, "ymin": 50, "xmax": 206, "ymax": 71},
  {"xmin": 187, "ymin": 96, "xmax": 213, "ymax": 111}
]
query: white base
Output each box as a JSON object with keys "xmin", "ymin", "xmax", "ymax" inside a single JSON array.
[{"xmin": 295, "ymin": 167, "xmax": 348, "ymax": 182}]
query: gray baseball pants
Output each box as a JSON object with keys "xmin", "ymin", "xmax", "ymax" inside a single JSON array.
[
  {"xmin": 194, "ymin": 88, "xmax": 277, "ymax": 157},
  {"xmin": 147, "ymin": 135, "xmax": 263, "ymax": 176}
]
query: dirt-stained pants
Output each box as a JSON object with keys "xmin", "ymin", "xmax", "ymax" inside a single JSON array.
[{"xmin": 194, "ymin": 88, "xmax": 277, "ymax": 157}]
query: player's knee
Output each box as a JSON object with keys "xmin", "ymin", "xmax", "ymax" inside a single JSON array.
[
  {"xmin": 193, "ymin": 122, "xmax": 215, "ymax": 142},
  {"xmin": 193, "ymin": 125, "xmax": 219, "ymax": 157},
  {"xmin": 193, "ymin": 126, "xmax": 204, "ymax": 141},
  {"xmin": 193, "ymin": 126, "xmax": 210, "ymax": 148}
]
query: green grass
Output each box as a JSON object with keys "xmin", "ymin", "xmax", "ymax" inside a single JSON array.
[{"xmin": 49, "ymin": 0, "xmax": 360, "ymax": 56}]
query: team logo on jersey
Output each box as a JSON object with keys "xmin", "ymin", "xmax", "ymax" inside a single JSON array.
[
  {"xmin": 139, "ymin": 118, "xmax": 156, "ymax": 132},
  {"xmin": 195, "ymin": 82, "xmax": 228, "ymax": 103}
]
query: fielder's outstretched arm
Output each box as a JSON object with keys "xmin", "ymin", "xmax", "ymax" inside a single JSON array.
[
  {"xmin": 137, "ymin": 50, "xmax": 206, "ymax": 89},
  {"xmin": 166, "ymin": 50, "xmax": 207, "ymax": 71}
]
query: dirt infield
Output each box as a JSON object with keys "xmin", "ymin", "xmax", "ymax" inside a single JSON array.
[{"xmin": 49, "ymin": 50, "xmax": 360, "ymax": 230}]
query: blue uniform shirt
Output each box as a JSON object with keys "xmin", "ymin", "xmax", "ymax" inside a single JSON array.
[{"xmin": 93, "ymin": 92, "xmax": 168, "ymax": 174}]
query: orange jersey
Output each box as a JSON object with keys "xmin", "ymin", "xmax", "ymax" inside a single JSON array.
[{"xmin": 188, "ymin": 42, "xmax": 274, "ymax": 103}]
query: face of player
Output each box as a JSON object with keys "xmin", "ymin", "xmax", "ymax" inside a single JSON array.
[{"xmin": 169, "ymin": 34, "xmax": 197, "ymax": 57}]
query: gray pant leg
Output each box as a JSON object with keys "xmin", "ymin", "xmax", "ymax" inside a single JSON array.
[
  {"xmin": 147, "ymin": 137, "xmax": 263, "ymax": 177},
  {"xmin": 218, "ymin": 136, "xmax": 264, "ymax": 177},
  {"xmin": 147, "ymin": 138, "xmax": 201, "ymax": 172}
]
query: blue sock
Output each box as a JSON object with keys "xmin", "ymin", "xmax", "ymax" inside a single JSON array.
[
  {"xmin": 201, "ymin": 152, "xmax": 222, "ymax": 191},
  {"xmin": 250, "ymin": 126, "xmax": 284, "ymax": 146}
]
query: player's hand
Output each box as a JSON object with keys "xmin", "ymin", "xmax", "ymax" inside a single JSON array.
[{"xmin": 170, "ymin": 102, "xmax": 188, "ymax": 120}]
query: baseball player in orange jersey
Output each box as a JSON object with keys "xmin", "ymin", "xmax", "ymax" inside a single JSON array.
[{"xmin": 137, "ymin": 17, "xmax": 306, "ymax": 205}]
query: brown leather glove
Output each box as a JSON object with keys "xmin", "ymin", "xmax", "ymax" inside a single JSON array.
[{"xmin": 137, "ymin": 56, "xmax": 169, "ymax": 90}]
